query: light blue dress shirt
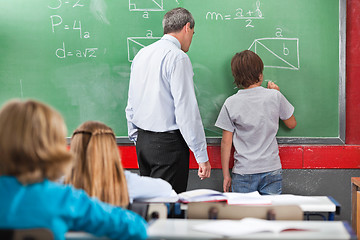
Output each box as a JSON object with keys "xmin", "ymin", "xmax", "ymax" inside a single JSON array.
[
  {"xmin": 126, "ymin": 34, "xmax": 208, "ymax": 163},
  {"xmin": 0, "ymin": 176, "xmax": 147, "ymax": 240}
]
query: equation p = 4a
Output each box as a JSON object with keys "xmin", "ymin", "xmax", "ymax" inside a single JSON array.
[{"xmin": 56, "ymin": 42, "xmax": 98, "ymax": 58}]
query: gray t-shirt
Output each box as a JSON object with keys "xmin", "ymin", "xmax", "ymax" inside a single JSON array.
[{"xmin": 215, "ymin": 86, "xmax": 294, "ymax": 174}]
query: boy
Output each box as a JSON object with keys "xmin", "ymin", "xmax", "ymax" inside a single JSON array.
[{"xmin": 215, "ymin": 50, "xmax": 297, "ymax": 195}]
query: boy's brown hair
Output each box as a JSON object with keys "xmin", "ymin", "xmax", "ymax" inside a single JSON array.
[{"xmin": 231, "ymin": 50, "xmax": 264, "ymax": 89}]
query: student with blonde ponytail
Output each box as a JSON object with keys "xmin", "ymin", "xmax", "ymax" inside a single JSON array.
[
  {"xmin": 66, "ymin": 121, "xmax": 130, "ymax": 207},
  {"xmin": 66, "ymin": 121, "xmax": 175, "ymax": 207}
]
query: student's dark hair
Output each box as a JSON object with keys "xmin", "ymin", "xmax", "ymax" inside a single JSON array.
[
  {"xmin": 231, "ymin": 50, "xmax": 264, "ymax": 89},
  {"xmin": 163, "ymin": 7, "xmax": 195, "ymax": 34}
]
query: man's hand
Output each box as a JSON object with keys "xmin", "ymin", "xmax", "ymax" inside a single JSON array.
[{"xmin": 198, "ymin": 161, "xmax": 211, "ymax": 180}]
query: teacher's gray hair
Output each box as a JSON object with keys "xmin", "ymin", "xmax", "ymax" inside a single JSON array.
[{"xmin": 163, "ymin": 7, "xmax": 195, "ymax": 34}]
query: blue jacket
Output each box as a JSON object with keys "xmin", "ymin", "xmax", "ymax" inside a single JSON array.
[{"xmin": 0, "ymin": 176, "xmax": 147, "ymax": 240}]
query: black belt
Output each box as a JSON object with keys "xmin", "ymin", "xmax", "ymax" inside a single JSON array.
[
  {"xmin": 138, "ymin": 129, "xmax": 180, "ymax": 134},
  {"xmin": 166, "ymin": 130, "xmax": 179, "ymax": 134}
]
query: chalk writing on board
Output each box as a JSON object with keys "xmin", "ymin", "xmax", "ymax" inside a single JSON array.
[
  {"xmin": 56, "ymin": 42, "xmax": 98, "ymax": 59},
  {"xmin": 234, "ymin": 0, "xmax": 263, "ymax": 19},
  {"xmin": 205, "ymin": 0, "xmax": 263, "ymax": 27},
  {"xmin": 48, "ymin": 1, "xmax": 99, "ymax": 59},
  {"xmin": 127, "ymin": 36, "xmax": 160, "ymax": 62},
  {"xmin": 129, "ymin": 0, "xmax": 164, "ymax": 11},
  {"xmin": 50, "ymin": 15, "xmax": 90, "ymax": 39},
  {"xmin": 48, "ymin": 0, "xmax": 85, "ymax": 9},
  {"xmin": 248, "ymin": 38, "xmax": 300, "ymax": 70}
]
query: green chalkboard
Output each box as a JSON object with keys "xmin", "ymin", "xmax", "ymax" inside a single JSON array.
[{"xmin": 0, "ymin": 0, "xmax": 345, "ymax": 144}]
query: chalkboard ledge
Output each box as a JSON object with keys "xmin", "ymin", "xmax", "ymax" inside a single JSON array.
[{"xmin": 65, "ymin": 136, "xmax": 346, "ymax": 145}]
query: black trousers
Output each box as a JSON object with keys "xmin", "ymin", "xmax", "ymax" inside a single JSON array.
[{"xmin": 136, "ymin": 129, "xmax": 189, "ymax": 193}]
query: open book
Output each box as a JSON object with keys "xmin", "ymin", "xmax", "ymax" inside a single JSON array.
[
  {"xmin": 192, "ymin": 218, "xmax": 312, "ymax": 236},
  {"xmin": 178, "ymin": 189, "xmax": 271, "ymax": 205}
]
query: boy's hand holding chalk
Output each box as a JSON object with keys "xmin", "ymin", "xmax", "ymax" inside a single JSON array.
[{"xmin": 267, "ymin": 81, "xmax": 280, "ymax": 91}]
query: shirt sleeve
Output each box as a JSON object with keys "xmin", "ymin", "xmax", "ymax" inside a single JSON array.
[
  {"xmin": 125, "ymin": 102, "xmax": 138, "ymax": 142},
  {"xmin": 66, "ymin": 187, "xmax": 147, "ymax": 240},
  {"xmin": 170, "ymin": 57, "xmax": 209, "ymax": 163},
  {"xmin": 215, "ymin": 103, "xmax": 235, "ymax": 132},
  {"xmin": 125, "ymin": 171, "xmax": 174, "ymax": 202},
  {"xmin": 278, "ymin": 92, "xmax": 295, "ymax": 120},
  {"xmin": 126, "ymin": 61, "xmax": 138, "ymax": 143}
]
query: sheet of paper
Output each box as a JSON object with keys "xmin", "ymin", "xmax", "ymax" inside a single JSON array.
[
  {"xmin": 178, "ymin": 189, "xmax": 227, "ymax": 203},
  {"xmin": 134, "ymin": 190, "xmax": 179, "ymax": 203},
  {"xmin": 192, "ymin": 218, "xmax": 313, "ymax": 237},
  {"xmin": 262, "ymin": 194, "xmax": 323, "ymax": 203},
  {"xmin": 223, "ymin": 192, "xmax": 272, "ymax": 205}
]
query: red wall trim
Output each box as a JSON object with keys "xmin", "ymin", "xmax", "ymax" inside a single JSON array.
[
  {"xmin": 119, "ymin": 145, "xmax": 360, "ymax": 169},
  {"xmin": 279, "ymin": 146, "xmax": 304, "ymax": 169},
  {"xmin": 119, "ymin": 146, "xmax": 138, "ymax": 169},
  {"xmin": 303, "ymin": 145, "xmax": 360, "ymax": 169},
  {"xmin": 346, "ymin": 0, "xmax": 360, "ymax": 144}
]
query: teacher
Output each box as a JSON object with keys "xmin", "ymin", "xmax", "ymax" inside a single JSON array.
[{"xmin": 125, "ymin": 7, "xmax": 211, "ymax": 193}]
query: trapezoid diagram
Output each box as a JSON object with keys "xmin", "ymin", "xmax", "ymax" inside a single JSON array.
[
  {"xmin": 248, "ymin": 38, "xmax": 300, "ymax": 70},
  {"xmin": 129, "ymin": 0, "xmax": 164, "ymax": 11}
]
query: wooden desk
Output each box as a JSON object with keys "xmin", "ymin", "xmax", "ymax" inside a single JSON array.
[
  {"xmin": 148, "ymin": 219, "xmax": 356, "ymax": 240},
  {"xmin": 351, "ymin": 177, "xmax": 360, "ymax": 239}
]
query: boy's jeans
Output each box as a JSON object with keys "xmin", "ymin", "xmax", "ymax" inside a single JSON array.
[{"xmin": 231, "ymin": 169, "xmax": 282, "ymax": 195}]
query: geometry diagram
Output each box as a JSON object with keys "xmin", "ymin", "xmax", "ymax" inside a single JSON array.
[
  {"xmin": 129, "ymin": 0, "xmax": 164, "ymax": 11},
  {"xmin": 127, "ymin": 37, "xmax": 160, "ymax": 62},
  {"xmin": 248, "ymin": 38, "xmax": 300, "ymax": 70}
]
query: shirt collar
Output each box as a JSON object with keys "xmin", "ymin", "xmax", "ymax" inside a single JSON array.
[
  {"xmin": 238, "ymin": 86, "xmax": 264, "ymax": 93},
  {"xmin": 162, "ymin": 34, "xmax": 181, "ymax": 49}
]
